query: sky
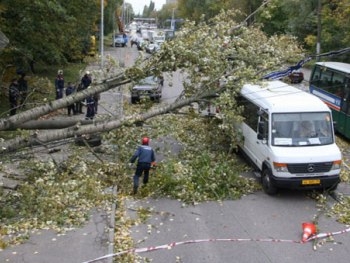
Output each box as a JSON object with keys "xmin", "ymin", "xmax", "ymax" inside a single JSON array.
[{"xmin": 126, "ymin": 0, "xmax": 167, "ymax": 15}]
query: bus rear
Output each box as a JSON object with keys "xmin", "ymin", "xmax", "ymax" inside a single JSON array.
[{"xmin": 309, "ymin": 62, "xmax": 350, "ymax": 139}]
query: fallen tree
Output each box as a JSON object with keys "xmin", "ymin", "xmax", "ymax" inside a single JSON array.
[{"xmin": 0, "ymin": 6, "xmax": 304, "ymax": 154}]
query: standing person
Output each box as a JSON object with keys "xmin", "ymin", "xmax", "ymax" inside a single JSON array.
[
  {"xmin": 55, "ymin": 70, "xmax": 64, "ymax": 100},
  {"xmin": 65, "ymin": 82, "xmax": 76, "ymax": 116},
  {"xmin": 81, "ymin": 71, "xmax": 92, "ymax": 89},
  {"xmin": 77, "ymin": 71, "xmax": 92, "ymax": 114},
  {"xmin": 129, "ymin": 137, "xmax": 156, "ymax": 194},
  {"xmin": 85, "ymin": 94, "xmax": 95, "ymax": 120},
  {"xmin": 18, "ymin": 72, "xmax": 28, "ymax": 109},
  {"xmin": 8, "ymin": 78, "xmax": 20, "ymax": 116}
]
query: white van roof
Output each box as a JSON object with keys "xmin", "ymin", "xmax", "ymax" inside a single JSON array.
[{"xmin": 241, "ymin": 80, "xmax": 330, "ymax": 113}]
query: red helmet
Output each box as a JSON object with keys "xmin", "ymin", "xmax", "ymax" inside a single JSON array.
[{"xmin": 142, "ymin": 137, "xmax": 150, "ymax": 145}]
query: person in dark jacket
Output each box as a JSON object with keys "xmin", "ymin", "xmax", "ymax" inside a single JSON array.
[
  {"xmin": 65, "ymin": 82, "xmax": 76, "ymax": 116},
  {"xmin": 55, "ymin": 70, "xmax": 64, "ymax": 100},
  {"xmin": 81, "ymin": 71, "xmax": 92, "ymax": 89},
  {"xmin": 77, "ymin": 71, "xmax": 92, "ymax": 113},
  {"xmin": 129, "ymin": 137, "xmax": 156, "ymax": 194},
  {"xmin": 8, "ymin": 78, "xmax": 20, "ymax": 116},
  {"xmin": 18, "ymin": 72, "xmax": 28, "ymax": 109}
]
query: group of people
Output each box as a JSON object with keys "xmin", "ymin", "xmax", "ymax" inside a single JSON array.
[
  {"xmin": 55, "ymin": 70, "xmax": 100, "ymax": 119},
  {"xmin": 9, "ymin": 69, "xmax": 156, "ymax": 195},
  {"xmin": 8, "ymin": 69, "xmax": 100, "ymax": 119},
  {"xmin": 8, "ymin": 72, "xmax": 28, "ymax": 116}
]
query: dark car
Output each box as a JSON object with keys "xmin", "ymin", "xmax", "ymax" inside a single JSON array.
[
  {"xmin": 113, "ymin": 34, "xmax": 128, "ymax": 47},
  {"xmin": 288, "ymin": 71, "xmax": 304, "ymax": 84},
  {"xmin": 131, "ymin": 76, "xmax": 163, "ymax": 104}
]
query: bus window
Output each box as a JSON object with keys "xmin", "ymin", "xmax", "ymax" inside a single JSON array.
[
  {"xmin": 310, "ymin": 67, "xmax": 321, "ymax": 85},
  {"xmin": 320, "ymin": 70, "xmax": 333, "ymax": 91}
]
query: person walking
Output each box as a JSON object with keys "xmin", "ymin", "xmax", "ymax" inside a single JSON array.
[
  {"xmin": 55, "ymin": 70, "xmax": 64, "ymax": 100},
  {"xmin": 129, "ymin": 137, "xmax": 156, "ymax": 194},
  {"xmin": 18, "ymin": 72, "xmax": 28, "ymax": 109},
  {"xmin": 65, "ymin": 82, "xmax": 76, "ymax": 116},
  {"xmin": 77, "ymin": 71, "xmax": 92, "ymax": 114},
  {"xmin": 8, "ymin": 78, "xmax": 20, "ymax": 116}
]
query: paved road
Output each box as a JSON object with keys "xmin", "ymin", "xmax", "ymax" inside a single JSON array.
[
  {"xmin": 123, "ymin": 52, "xmax": 350, "ymax": 262},
  {"xmin": 127, "ymin": 188, "xmax": 350, "ymax": 263},
  {"xmin": 2, "ymin": 44, "xmax": 350, "ymax": 263}
]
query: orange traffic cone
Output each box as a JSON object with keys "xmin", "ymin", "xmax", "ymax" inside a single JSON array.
[{"xmin": 301, "ymin": 222, "xmax": 316, "ymax": 242}]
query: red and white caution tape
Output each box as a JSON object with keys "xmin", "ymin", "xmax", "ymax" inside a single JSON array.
[
  {"xmin": 82, "ymin": 227, "xmax": 350, "ymax": 263},
  {"xmin": 305, "ymin": 226, "xmax": 350, "ymax": 242}
]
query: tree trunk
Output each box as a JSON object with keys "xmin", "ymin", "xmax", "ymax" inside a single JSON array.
[
  {"xmin": 0, "ymin": 92, "xmax": 217, "ymax": 154},
  {"xmin": 14, "ymin": 119, "xmax": 94, "ymax": 130},
  {"xmin": 0, "ymin": 73, "xmax": 129, "ymax": 131}
]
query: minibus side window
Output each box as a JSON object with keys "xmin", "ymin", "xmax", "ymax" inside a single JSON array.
[
  {"xmin": 257, "ymin": 111, "xmax": 269, "ymax": 141},
  {"xmin": 239, "ymin": 96, "xmax": 259, "ymax": 129}
]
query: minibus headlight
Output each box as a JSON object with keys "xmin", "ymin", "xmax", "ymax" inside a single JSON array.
[
  {"xmin": 331, "ymin": 160, "xmax": 342, "ymax": 170},
  {"xmin": 273, "ymin": 162, "xmax": 288, "ymax": 172}
]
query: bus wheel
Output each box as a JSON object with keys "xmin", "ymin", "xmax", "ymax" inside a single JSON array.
[{"xmin": 262, "ymin": 168, "xmax": 278, "ymax": 195}]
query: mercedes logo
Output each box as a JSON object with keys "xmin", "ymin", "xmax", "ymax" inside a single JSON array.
[{"xmin": 307, "ymin": 164, "xmax": 315, "ymax": 173}]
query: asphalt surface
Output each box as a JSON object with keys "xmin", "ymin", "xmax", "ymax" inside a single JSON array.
[
  {"xmin": 2, "ymin": 46, "xmax": 350, "ymax": 263},
  {"xmin": 127, "ymin": 188, "xmax": 350, "ymax": 263}
]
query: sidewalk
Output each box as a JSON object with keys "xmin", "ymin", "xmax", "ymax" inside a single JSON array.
[
  {"xmin": 0, "ymin": 207, "xmax": 115, "ymax": 263},
  {"xmin": 0, "ymin": 57, "xmax": 125, "ymax": 263}
]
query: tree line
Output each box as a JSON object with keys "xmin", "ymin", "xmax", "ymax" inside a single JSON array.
[{"xmin": 1, "ymin": 0, "xmax": 348, "ymax": 76}]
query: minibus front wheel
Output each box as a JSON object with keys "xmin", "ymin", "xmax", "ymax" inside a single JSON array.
[{"xmin": 262, "ymin": 168, "xmax": 278, "ymax": 195}]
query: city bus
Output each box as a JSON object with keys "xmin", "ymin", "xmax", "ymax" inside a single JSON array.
[{"xmin": 309, "ymin": 62, "xmax": 350, "ymax": 139}]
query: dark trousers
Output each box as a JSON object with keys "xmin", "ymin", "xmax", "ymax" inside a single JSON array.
[
  {"xmin": 20, "ymin": 92, "xmax": 28, "ymax": 109},
  {"xmin": 67, "ymin": 104, "xmax": 76, "ymax": 115},
  {"xmin": 9, "ymin": 99, "xmax": 17, "ymax": 115},
  {"xmin": 133, "ymin": 162, "xmax": 151, "ymax": 190},
  {"xmin": 85, "ymin": 103, "xmax": 95, "ymax": 120},
  {"xmin": 56, "ymin": 88, "xmax": 63, "ymax": 100}
]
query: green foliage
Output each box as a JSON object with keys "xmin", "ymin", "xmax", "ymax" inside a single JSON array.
[
  {"xmin": 0, "ymin": 0, "xmax": 99, "ymax": 71},
  {"xmin": 256, "ymin": 0, "xmax": 350, "ymax": 59},
  {"xmin": 151, "ymin": 153, "xmax": 259, "ymax": 204},
  {"xmin": 0, "ymin": 156, "xmax": 116, "ymax": 246},
  {"xmin": 177, "ymin": 0, "xmax": 263, "ymax": 23},
  {"xmin": 111, "ymin": 111, "xmax": 260, "ymax": 203}
]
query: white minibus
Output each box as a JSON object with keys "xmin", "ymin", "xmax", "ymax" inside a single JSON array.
[{"xmin": 238, "ymin": 80, "xmax": 342, "ymax": 194}]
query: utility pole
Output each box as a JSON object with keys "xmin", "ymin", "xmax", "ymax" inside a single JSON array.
[
  {"xmin": 316, "ymin": 0, "xmax": 322, "ymax": 61},
  {"xmin": 122, "ymin": 0, "xmax": 125, "ymax": 28},
  {"xmin": 170, "ymin": 8, "xmax": 175, "ymax": 31},
  {"xmin": 100, "ymin": 0, "xmax": 104, "ymax": 68}
]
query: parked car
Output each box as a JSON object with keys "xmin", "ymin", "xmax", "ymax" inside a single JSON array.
[
  {"xmin": 131, "ymin": 76, "xmax": 163, "ymax": 104},
  {"xmin": 137, "ymin": 38, "xmax": 148, "ymax": 51},
  {"xmin": 145, "ymin": 43, "xmax": 160, "ymax": 54},
  {"xmin": 113, "ymin": 34, "xmax": 128, "ymax": 47},
  {"xmin": 288, "ymin": 71, "xmax": 304, "ymax": 84}
]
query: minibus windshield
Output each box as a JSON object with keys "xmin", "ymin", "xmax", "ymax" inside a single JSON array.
[{"xmin": 271, "ymin": 112, "xmax": 333, "ymax": 146}]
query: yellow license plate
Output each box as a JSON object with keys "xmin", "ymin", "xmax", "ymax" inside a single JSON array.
[{"xmin": 302, "ymin": 179, "xmax": 321, "ymax": 185}]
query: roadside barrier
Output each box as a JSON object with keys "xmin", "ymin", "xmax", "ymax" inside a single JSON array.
[{"xmin": 82, "ymin": 224, "xmax": 350, "ymax": 263}]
